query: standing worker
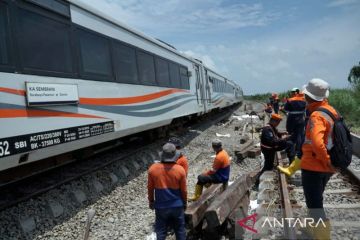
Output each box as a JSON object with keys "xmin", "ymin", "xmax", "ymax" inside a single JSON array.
[
  {"xmin": 299, "ymin": 78, "xmax": 335, "ymax": 239},
  {"xmin": 255, "ymin": 113, "xmax": 295, "ymax": 187},
  {"xmin": 189, "ymin": 139, "xmax": 230, "ymax": 201},
  {"xmin": 168, "ymin": 137, "xmax": 189, "ymax": 176},
  {"xmin": 278, "ymin": 87, "xmax": 306, "ymax": 175},
  {"xmin": 271, "ymin": 93, "xmax": 280, "ymax": 114},
  {"xmin": 148, "ymin": 143, "xmax": 187, "ymax": 240}
]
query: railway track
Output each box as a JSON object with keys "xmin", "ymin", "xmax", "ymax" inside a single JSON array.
[
  {"xmin": 0, "ymin": 106, "xmax": 239, "ymax": 212},
  {"xmin": 0, "ymin": 102, "xmax": 263, "ymax": 239},
  {"xmin": 257, "ymin": 134, "xmax": 360, "ymax": 239}
]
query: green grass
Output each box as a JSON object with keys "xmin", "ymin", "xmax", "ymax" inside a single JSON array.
[{"xmin": 328, "ymin": 88, "xmax": 360, "ymax": 134}]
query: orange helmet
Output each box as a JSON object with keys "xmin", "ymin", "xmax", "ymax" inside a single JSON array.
[{"xmin": 271, "ymin": 113, "xmax": 282, "ymax": 121}]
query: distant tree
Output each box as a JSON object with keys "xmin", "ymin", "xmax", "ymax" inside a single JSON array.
[{"xmin": 348, "ymin": 62, "xmax": 360, "ymax": 88}]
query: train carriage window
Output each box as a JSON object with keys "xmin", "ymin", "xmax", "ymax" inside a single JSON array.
[
  {"xmin": 17, "ymin": 7, "xmax": 73, "ymax": 74},
  {"xmin": 25, "ymin": 0, "xmax": 70, "ymax": 18},
  {"xmin": 112, "ymin": 42, "xmax": 138, "ymax": 84},
  {"xmin": 155, "ymin": 57, "xmax": 170, "ymax": 87},
  {"xmin": 137, "ymin": 51, "xmax": 157, "ymax": 86},
  {"xmin": 179, "ymin": 66, "xmax": 189, "ymax": 89},
  {"xmin": 0, "ymin": 2, "xmax": 9, "ymax": 65},
  {"xmin": 78, "ymin": 28, "xmax": 112, "ymax": 79},
  {"xmin": 169, "ymin": 62, "xmax": 181, "ymax": 89}
]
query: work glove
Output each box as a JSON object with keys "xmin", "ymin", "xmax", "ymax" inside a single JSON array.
[{"xmin": 149, "ymin": 201, "xmax": 154, "ymax": 210}]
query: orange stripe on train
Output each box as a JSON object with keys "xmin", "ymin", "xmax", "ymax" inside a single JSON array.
[
  {"xmin": 0, "ymin": 109, "xmax": 105, "ymax": 119},
  {"xmin": 0, "ymin": 87, "xmax": 26, "ymax": 96},
  {"xmin": 0, "ymin": 87, "xmax": 188, "ymax": 106},
  {"xmin": 79, "ymin": 89, "xmax": 188, "ymax": 105}
]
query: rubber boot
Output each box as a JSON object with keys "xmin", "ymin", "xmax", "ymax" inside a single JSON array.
[
  {"xmin": 313, "ymin": 220, "xmax": 331, "ymax": 240},
  {"xmin": 277, "ymin": 156, "xmax": 301, "ymax": 177},
  {"xmin": 188, "ymin": 184, "xmax": 203, "ymax": 201}
]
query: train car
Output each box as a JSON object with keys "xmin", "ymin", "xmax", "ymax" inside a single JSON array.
[{"xmin": 0, "ymin": 0, "xmax": 243, "ymax": 172}]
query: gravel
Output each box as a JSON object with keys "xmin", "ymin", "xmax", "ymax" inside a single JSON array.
[{"xmin": 0, "ymin": 103, "xmax": 266, "ymax": 240}]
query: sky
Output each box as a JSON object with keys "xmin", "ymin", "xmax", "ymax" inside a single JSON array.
[{"xmin": 78, "ymin": 0, "xmax": 360, "ymax": 94}]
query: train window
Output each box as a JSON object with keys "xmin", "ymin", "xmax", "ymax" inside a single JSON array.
[
  {"xmin": 25, "ymin": 0, "xmax": 70, "ymax": 18},
  {"xmin": 78, "ymin": 28, "xmax": 112, "ymax": 79},
  {"xmin": 180, "ymin": 66, "xmax": 190, "ymax": 89},
  {"xmin": 0, "ymin": 2, "xmax": 9, "ymax": 65},
  {"xmin": 137, "ymin": 51, "xmax": 157, "ymax": 86},
  {"xmin": 169, "ymin": 62, "xmax": 181, "ymax": 88},
  {"xmin": 17, "ymin": 7, "xmax": 73, "ymax": 74},
  {"xmin": 155, "ymin": 57, "xmax": 170, "ymax": 87},
  {"xmin": 112, "ymin": 42, "xmax": 139, "ymax": 84}
]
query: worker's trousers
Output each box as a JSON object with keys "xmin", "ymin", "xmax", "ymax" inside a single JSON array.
[
  {"xmin": 197, "ymin": 174, "xmax": 222, "ymax": 185},
  {"xmin": 256, "ymin": 142, "xmax": 294, "ymax": 185},
  {"xmin": 286, "ymin": 115, "xmax": 305, "ymax": 160},
  {"xmin": 302, "ymin": 169, "xmax": 332, "ymax": 221},
  {"xmin": 155, "ymin": 207, "xmax": 185, "ymax": 240}
]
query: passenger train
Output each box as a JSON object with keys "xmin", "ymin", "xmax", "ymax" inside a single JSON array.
[{"xmin": 0, "ymin": 0, "xmax": 243, "ymax": 172}]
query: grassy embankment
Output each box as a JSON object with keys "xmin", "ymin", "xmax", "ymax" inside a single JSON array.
[{"xmin": 245, "ymin": 89, "xmax": 360, "ymax": 134}]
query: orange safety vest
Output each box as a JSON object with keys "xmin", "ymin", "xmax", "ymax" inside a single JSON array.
[
  {"xmin": 176, "ymin": 154, "xmax": 189, "ymax": 176},
  {"xmin": 301, "ymin": 100, "xmax": 337, "ymax": 173}
]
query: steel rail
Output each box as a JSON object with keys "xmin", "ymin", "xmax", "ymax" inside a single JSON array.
[
  {"xmin": 0, "ymin": 105, "xmax": 239, "ymax": 212},
  {"xmin": 276, "ymin": 152, "xmax": 297, "ymax": 240}
]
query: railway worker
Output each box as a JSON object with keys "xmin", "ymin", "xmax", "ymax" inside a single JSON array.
[
  {"xmin": 255, "ymin": 113, "xmax": 295, "ymax": 187},
  {"xmin": 271, "ymin": 93, "xmax": 280, "ymax": 114},
  {"xmin": 148, "ymin": 143, "xmax": 187, "ymax": 240},
  {"xmin": 277, "ymin": 87, "xmax": 306, "ymax": 175},
  {"xmin": 264, "ymin": 102, "xmax": 273, "ymax": 117},
  {"xmin": 298, "ymin": 78, "xmax": 335, "ymax": 239},
  {"xmin": 189, "ymin": 139, "xmax": 230, "ymax": 201},
  {"xmin": 168, "ymin": 137, "xmax": 189, "ymax": 176}
]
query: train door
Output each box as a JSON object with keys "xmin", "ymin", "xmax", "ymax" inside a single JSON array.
[
  {"xmin": 204, "ymin": 69, "xmax": 212, "ymax": 109},
  {"xmin": 194, "ymin": 64, "xmax": 206, "ymax": 112}
]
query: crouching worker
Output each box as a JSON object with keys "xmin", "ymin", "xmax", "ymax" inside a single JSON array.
[
  {"xmin": 148, "ymin": 143, "xmax": 187, "ymax": 240},
  {"xmin": 189, "ymin": 139, "xmax": 230, "ymax": 201},
  {"xmin": 255, "ymin": 114, "xmax": 295, "ymax": 187}
]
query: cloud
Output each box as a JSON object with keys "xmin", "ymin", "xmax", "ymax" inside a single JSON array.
[
  {"xmin": 78, "ymin": 0, "xmax": 280, "ymax": 35},
  {"xmin": 75, "ymin": 0, "xmax": 360, "ymax": 94},
  {"xmin": 328, "ymin": 0, "xmax": 359, "ymax": 7},
  {"xmin": 181, "ymin": 50, "xmax": 217, "ymax": 70},
  {"xmin": 176, "ymin": 14, "xmax": 360, "ymax": 94}
]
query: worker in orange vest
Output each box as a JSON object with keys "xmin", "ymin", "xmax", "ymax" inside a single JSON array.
[
  {"xmin": 299, "ymin": 78, "xmax": 335, "ymax": 239},
  {"xmin": 168, "ymin": 137, "xmax": 189, "ymax": 176},
  {"xmin": 189, "ymin": 139, "xmax": 230, "ymax": 201},
  {"xmin": 255, "ymin": 113, "xmax": 295, "ymax": 187},
  {"xmin": 148, "ymin": 143, "xmax": 187, "ymax": 240},
  {"xmin": 278, "ymin": 87, "xmax": 306, "ymax": 175},
  {"xmin": 271, "ymin": 93, "xmax": 280, "ymax": 114}
]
